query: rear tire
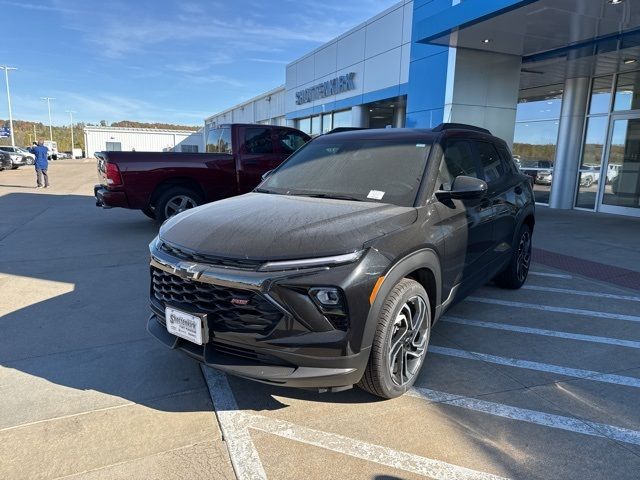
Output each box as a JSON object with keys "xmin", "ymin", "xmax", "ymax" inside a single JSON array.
[
  {"xmin": 141, "ymin": 207, "xmax": 156, "ymax": 220},
  {"xmin": 154, "ymin": 187, "xmax": 202, "ymax": 223},
  {"xmin": 494, "ymin": 224, "xmax": 532, "ymax": 289},
  {"xmin": 11, "ymin": 165, "xmax": 19, "ymax": 170},
  {"xmin": 358, "ymin": 278, "xmax": 431, "ymax": 399}
]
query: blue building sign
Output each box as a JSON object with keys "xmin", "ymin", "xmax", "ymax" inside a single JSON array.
[{"xmin": 0, "ymin": 126, "xmax": 10, "ymax": 138}]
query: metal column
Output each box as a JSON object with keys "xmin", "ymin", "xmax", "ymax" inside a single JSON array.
[{"xmin": 549, "ymin": 77, "xmax": 590, "ymax": 209}]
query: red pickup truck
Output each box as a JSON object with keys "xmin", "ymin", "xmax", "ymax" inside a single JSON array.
[{"xmin": 94, "ymin": 124, "xmax": 310, "ymax": 222}]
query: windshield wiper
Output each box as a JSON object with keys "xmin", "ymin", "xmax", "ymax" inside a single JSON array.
[
  {"xmin": 254, "ymin": 188, "xmax": 281, "ymax": 194},
  {"xmin": 293, "ymin": 192, "xmax": 364, "ymax": 202}
]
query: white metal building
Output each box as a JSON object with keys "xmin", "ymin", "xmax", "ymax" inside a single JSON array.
[
  {"xmin": 204, "ymin": 85, "xmax": 287, "ymax": 142},
  {"xmin": 83, "ymin": 126, "xmax": 204, "ymax": 157}
]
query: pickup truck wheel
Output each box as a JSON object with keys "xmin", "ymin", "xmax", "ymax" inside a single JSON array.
[
  {"xmin": 494, "ymin": 224, "xmax": 532, "ymax": 289},
  {"xmin": 358, "ymin": 278, "xmax": 431, "ymax": 399},
  {"xmin": 141, "ymin": 207, "xmax": 156, "ymax": 220},
  {"xmin": 155, "ymin": 187, "xmax": 202, "ymax": 223}
]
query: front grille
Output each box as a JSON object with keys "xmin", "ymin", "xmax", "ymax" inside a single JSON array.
[
  {"xmin": 160, "ymin": 242, "xmax": 262, "ymax": 271},
  {"xmin": 151, "ymin": 267, "xmax": 283, "ymax": 335}
]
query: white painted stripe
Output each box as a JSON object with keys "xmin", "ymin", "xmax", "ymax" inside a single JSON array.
[
  {"xmin": 243, "ymin": 413, "xmax": 510, "ymax": 480},
  {"xmin": 408, "ymin": 387, "xmax": 640, "ymax": 446},
  {"xmin": 523, "ymin": 285, "xmax": 640, "ymax": 303},
  {"xmin": 200, "ymin": 366, "xmax": 267, "ymax": 480},
  {"xmin": 466, "ymin": 296, "xmax": 640, "ymax": 323},
  {"xmin": 442, "ymin": 317, "xmax": 640, "ymax": 349},
  {"xmin": 429, "ymin": 345, "xmax": 640, "ymax": 388},
  {"xmin": 529, "ymin": 271, "xmax": 572, "ymax": 279}
]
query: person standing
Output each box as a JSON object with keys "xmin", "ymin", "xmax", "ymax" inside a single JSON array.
[{"xmin": 31, "ymin": 140, "xmax": 50, "ymax": 189}]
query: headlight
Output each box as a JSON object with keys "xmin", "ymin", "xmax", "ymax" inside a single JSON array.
[
  {"xmin": 309, "ymin": 287, "xmax": 342, "ymax": 306},
  {"xmin": 149, "ymin": 235, "xmax": 161, "ymax": 253},
  {"xmin": 259, "ymin": 250, "xmax": 363, "ymax": 272}
]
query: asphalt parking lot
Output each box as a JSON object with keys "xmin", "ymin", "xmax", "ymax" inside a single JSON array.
[{"xmin": 1, "ymin": 161, "xmax": 640, "ymax": 479}]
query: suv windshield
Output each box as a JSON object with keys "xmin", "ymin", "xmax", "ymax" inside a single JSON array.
[{"xmin": 260, "ymin": 138, "xmax": 432, "ymax": 207}]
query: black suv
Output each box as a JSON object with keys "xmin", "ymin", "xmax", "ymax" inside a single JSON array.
[{"xmin": 147, "ymin": 124, "xmax": 534, "ymax": 399}]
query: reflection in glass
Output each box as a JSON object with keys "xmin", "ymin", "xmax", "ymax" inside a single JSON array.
[
  {"xmin": 332, "ymin": 110, "xmax": 351, "ymax": 129},
  {"xmin": 603, "ymin": 119, "xmax": 640, "ymax": 210},
  {"xmin": 297, "ymin": 117, "xmax": 311, "ymax": 134},
  {"xmin": 614, "ymin": 71, "xmax": 640, "ymax": 111},
  {"xmin": 589, "ymin": 76, "xmax": 613, "ymax": 115},
  {"xmin": 322, "ymin": 113, "xmax": 333, "ymax": 133},
  {"xmin": 575, "ymin": 116, "xmax": 608, "ymax": 209},
  {"xmin": 311, "ymin": 116, "xmax": 321, "ymax": 135},
  {"xmin": 516, "ymin": 86, "xmax": 563, "ymax": 122},
  {"xmin": 513, "ymin": 120, "xmax": 560, "ymax": 205}
]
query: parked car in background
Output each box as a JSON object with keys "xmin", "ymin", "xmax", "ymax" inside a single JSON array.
[
  {"xmin": 0, "ymin": 151, "xmax": 12, "ymax": 171},
  {"xmin": 56, "ymin": 152, "xmax": 71, "ymax": 160},
  {"xmin": 579, "ymin": 165, "xmax": 601, "ymax": 188},
  {"xmin": 0, "ymin": 146, "xmax": 32, "ymax": 169},
  {"xmin": 147, "ymin": 124, "xmax": 535, "ymax": 399},
  {"xmin": 519, "ymin": 159, "xmax": 553, "ymax": 185},
  {"xmin": 607, "ymin": 164, "xmax": 622, "ymax": 184},
  {"xmin": 95, "ymin": 123, "xmax": 310, "ymax": 222},
  {"xmin": 43, "ymin": 140, "xmax": 58, "ymax": 160}
]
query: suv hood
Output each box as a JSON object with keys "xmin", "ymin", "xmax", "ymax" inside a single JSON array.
[{"xmin": 160, "ymin": 192, "xmax": 417, "ymax": 261}]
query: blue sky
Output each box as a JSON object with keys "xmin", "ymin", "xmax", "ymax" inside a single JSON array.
[{"xmin": 1, "ymin": 0, "xmax": 398, "ymax": 126}]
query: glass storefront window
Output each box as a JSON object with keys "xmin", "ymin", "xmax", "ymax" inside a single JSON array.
[
  {"xmin": 516, "ymin": 89, "xmax": 563, "ymax": 122},
  {"xmin": 589, "ymin": 76, "xmax": 613, "ymax": 115},
  {"xmin": 603, "ymin": 118, "xmax": 640, "ymax": 210},
  {"xmin": 614, "ymin": 71, "xmax": 640, "ymax": 111},
  {"xmin": 297, "ymin": 117, "xmax": 311, "ymax": 134},
  {"xmin": 575, "ymin": 116, "xmax": 608, "ymax": 209},
  {"xmin": 332, "ymin": 110, "xmax": 351, "ymax": 129},
  {"xmin": 513, "ymin": 120, "xmax": 560, "ymax": 205},
  {"xmin": 322, "ymin": 113, "xmax": 333, "ymax": 133},
  {"xmin": 311, "ymin": 116, "xmax": 321, "ymax": 135}
]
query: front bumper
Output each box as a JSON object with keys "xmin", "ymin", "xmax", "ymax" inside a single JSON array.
[
  {"xmin": 94, "ymin": 184, "xmax": 129, "ymax": 209},
  {"xmin": 146, "ymin": 240, "xmax": 388, "ymax": 390}
]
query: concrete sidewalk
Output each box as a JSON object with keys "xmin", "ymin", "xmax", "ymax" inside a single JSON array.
[{"xmin": 533, "ymin": 206, "xmax": 640, "ymax": 290}]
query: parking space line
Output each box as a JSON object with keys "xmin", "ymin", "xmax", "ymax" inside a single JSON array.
[
  {"xmin": 429, "ymin": 345, "xmax": 640, "ymax": 388},
  {"xmin": 529, "ymin": 271, "xmax": 573, "ymax": 279},
  {"xmin": 466, "ymin": 297, "xmax": 640, "ymax": 323},
  {"xmin": 200, "ymin": 366, "xmax": 267, "ymax": 480},
  {"xmin": 244, "ymin": 413, "xmax": 510, "ymax": 480},
  {"xmin": 409, "ymin": 387, "xmax": 640, "ymax": 446},
  {"xmin": 442, "ymin": 317, "xmax": 640, "ymax": 349},
  {"xmin": 522, "ymin": 285, "xmax": 640, "ymax": 303}
]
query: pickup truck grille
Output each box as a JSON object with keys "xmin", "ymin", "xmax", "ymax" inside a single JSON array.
[
  {"xmin": 160, "ymin": 242, "xmax": 262, "ymax": 271},
  {"xmin": 151, "ymin": 267, "xmax": 282, "ymax": 335}
]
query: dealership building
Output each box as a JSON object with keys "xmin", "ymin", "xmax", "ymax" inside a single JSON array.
[
  {"xmin": 204, "ymin": 0, "xmax": 640, "ymax": 217},
  {"xmin": 84, "ymin": 126, "xmax": 204, "ymax": 156}
]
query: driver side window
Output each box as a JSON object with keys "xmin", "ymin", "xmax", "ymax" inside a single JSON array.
[{"xmin": 437, "ymin": 139, "xmax": 478, "ymax": 191}]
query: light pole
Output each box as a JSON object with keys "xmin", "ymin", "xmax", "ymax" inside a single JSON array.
[
  {"xmin": 65, "ymin": 110, "xmax": 76, "ymax": 156},
  {"xmin": 41, "ymin": 96, "xmax": 55, "ymax": 141},
  {"xmin": 0, "ymin": 65, "xmax": 17, "ymax": 147}
]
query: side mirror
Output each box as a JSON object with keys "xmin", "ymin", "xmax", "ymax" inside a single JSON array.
[
  {"xmin": 436, "ymin": 175, "xmax": 487, "ymax": 200},
  {"xmin": 261, "ymin": 170, "xmax": 273, "ymax": 181}
]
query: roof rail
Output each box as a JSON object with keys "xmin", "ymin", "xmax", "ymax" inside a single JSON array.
[
  {"xmin": 432, "ymin": 123, "xmax": 491, "ymax": 135},
  {"xmin": 325, "ymin": 127, "xmax": 370, "ymax": 134}
]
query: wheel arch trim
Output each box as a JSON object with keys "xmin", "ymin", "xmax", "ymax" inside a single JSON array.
[{"xmin": 361, "ymin": 248, "xmax": 442, "ymax": 350}]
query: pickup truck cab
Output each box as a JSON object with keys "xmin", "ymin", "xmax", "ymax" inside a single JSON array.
[{"xmin": 94, "ymin": 124, "xmax": 310, "ymax": 222}]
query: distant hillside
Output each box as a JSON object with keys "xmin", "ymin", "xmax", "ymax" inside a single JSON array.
[{"xmin": 0, "ymin": 119, "xmax": 200, "ymax": 152}]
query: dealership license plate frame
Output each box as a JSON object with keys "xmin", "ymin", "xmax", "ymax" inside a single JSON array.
[{"xmin": 165, "ymin": 306, "xmax": 207, "ymax": 345}]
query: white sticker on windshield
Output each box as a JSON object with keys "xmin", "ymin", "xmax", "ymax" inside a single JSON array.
[
  {"xmin": 416, "ymin": 143, "xmax": 427, "ymax": 148},
  {"xmin": 367, "ymin": 190, "xmax": 385, "ymax": 200}
]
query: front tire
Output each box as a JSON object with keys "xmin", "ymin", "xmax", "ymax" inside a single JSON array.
[
  {"xmin": 494, "ymin": 224, "xmax": 532, "ymax": 289},
  {"xmin": 154, "ymin": 187, "xmax": 202, "ymax": 223},
  {"xmin": 358, "ymin": 278, "xmax": 431, "ymax": 399},
  {"xmin": 141, "ymin": 207, "xmax": 156, "ymax": 220}
]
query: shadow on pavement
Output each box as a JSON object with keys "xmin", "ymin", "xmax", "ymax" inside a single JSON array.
[{"xmin": 0, "ymin": 192, "xmax": 211, "ymax": 418}]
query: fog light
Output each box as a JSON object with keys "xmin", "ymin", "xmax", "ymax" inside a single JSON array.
[{"xmin": 310, "ymin": 287, "xmax": 341, "ymax": 306}]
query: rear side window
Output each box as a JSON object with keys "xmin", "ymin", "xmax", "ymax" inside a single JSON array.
[
  {"xmin": 206, "ymin": 127, "xmax": 232, "ymax": 154},
  {"xmin": 438, "ymin": 139, "xmax": 477, "ymax": 189},
  {"xmin": 243, "ymin": 128, "xmax": 274, "ymax": 154},
  {"xmin": 475, "ymin": 141, "xmax": 507, "ymax": 184},
  {"xmin": 276, "ymin": 130, "xmax": 307, "ymax": 154}
]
